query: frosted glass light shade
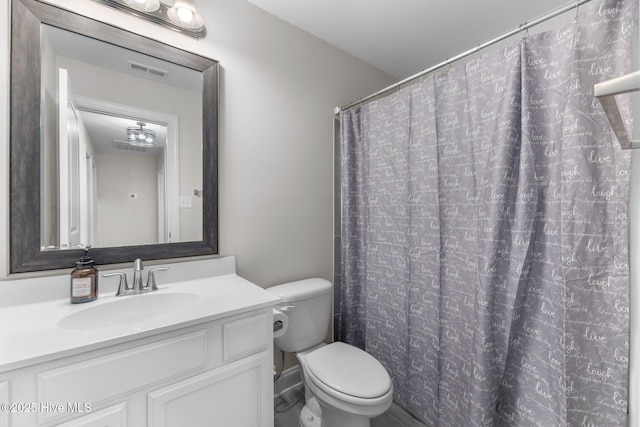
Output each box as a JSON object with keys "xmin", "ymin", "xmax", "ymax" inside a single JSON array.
[
  {"xmin": 167, "ymin": 0, "xmax": 205, "ymax": 29},
  {"xmin": 122, "ymin": 0, "xmax": 160, "ymax": 12},
  {"xmin": 127, "ymin": 122, "xmax": 156, "ymax": 147}
]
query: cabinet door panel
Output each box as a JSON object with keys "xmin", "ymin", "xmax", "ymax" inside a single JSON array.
[
  {"xmin": 0, "ymin": 382, "xmax": 7, "ymax": 427},
  {"xmin": 148, "ymin": 353, "xmax": 270, "ymax": 427},
  {"xmin": 55, "ymin": 402, "xmax": 126, "ymax": 427},
  {"xmin": 223, "ymin": 313, "xmax": 270, "ymax": 361},
  {"xmin": 38, "ymin": 330, "xmax": 206, "ymax": 424}
]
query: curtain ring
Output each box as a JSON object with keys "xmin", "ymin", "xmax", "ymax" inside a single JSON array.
[
  {"xmin": 574, "ymin": 0, "xmax": 581, "ymax": 21},
  {"xmin": 519, "ymin": 23, "xmax": 529, "ymax": 40},
  {"xmin": 476, "ymin": 44, "xmax": 485, "ymax": 61}
]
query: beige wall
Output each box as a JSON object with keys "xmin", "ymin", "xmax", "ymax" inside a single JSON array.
[
  {"xmin": 0, "ymin": 0, "xmax": 396, "ymax": 286},
  {"xmin": 40, "ymin": 31, "xmax": 59, "ymax": 249}
]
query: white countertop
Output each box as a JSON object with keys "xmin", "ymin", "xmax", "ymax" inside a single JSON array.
[{"xmin": 0, "ymin": 273, "xmax": 280, "ymax": 373}]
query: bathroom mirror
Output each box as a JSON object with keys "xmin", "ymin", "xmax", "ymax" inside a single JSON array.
[
  {"xmin": 10, "ymin": 0, "xmax": 219, "ymax": 273},
  {"xmin": 40, "ymin": 24, "xmax": 204, "ymax": 250}
]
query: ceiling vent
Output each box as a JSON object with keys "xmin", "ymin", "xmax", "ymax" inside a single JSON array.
[
  {"xmin": 113, "ymin": 140, "xmax": 148, "ymax": 152},
  {"xmin": 128, "ymin": 60, "xmax": 169, "ymax": 80}
]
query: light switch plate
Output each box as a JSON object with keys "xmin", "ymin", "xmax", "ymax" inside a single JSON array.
[{"xmin": 180, "ymin": 196, "xmax": 192, "ymax": 208}]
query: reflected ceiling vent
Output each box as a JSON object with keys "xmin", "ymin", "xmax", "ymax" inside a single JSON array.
[
  {"xmin": 112, "ymin": 140, "xmax": 148, "ymax": 152},
  {"xmin": 128, "ymin": 60, "xmax": 169, "ymax": 79}
]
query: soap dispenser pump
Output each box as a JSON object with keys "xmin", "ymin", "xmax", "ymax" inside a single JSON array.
[{"xmin": 70, "ymin": 248, "xmax": 99, "ymax": 304}]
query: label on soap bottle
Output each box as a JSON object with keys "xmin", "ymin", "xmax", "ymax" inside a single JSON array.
[{"xmin": 72, "ymin": 277, "xmax": 92, "ymax": 297}]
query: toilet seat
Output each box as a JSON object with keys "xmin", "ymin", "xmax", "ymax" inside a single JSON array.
[{"xmin": 305, "ymin": 342, "xmax": 392, "ymax": 400}]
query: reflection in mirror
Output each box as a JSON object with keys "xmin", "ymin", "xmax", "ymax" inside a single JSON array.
[
  {"xmin": 10, "ymin": 0, "xmax": 218, "ymax": 273},
  {"xmin": 41, "ymin": 25, "xmax": 203, "ymax": 250}
]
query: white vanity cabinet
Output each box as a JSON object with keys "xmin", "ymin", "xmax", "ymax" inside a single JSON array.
[{"xmin": 0, "ymin": 308, "xmax": 274, "ymax": 427}]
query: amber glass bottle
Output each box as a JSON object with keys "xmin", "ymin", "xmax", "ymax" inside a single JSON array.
[{"xmin": 70, "ymin": 248, "xmax": 98, "ymax": 304}]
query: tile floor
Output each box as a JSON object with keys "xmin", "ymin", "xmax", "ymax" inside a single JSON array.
[{"xmin": 274, "ymin": 384, "xmax": 428, "ymax": 427}]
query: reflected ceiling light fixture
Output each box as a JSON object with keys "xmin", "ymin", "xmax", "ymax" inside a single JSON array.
[
  {"xmin": 92, "ymin": 0, "xmax": 206, "ymax": 39},
  {"xmin": 127, "ymin": 122, "xmax": 156, "ymax": 147}
]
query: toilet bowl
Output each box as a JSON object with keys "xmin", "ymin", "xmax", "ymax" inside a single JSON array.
[
  {"xmin": 298, "ymin": 342, "xmax": 393, "ymax": 427},
  {"xmin": 268, "ymin": 279, "xmax": 393, "ymax": 427}
]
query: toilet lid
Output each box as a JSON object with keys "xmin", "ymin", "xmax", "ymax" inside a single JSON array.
[{"xmin": 306, "ymin": 342, "xmax": 391, "ymax": 399}]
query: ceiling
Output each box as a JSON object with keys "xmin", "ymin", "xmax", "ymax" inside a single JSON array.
[
  {"xmin": 44, "ymin": 24, "xmax": 202, "ymax": 92},
  {"xmin": 44, "ymin": 25, "xmax": 191, "ymax": 156},
  {"xmin": 246, "ymin": 0, "xmax": 575, "ymax": 80},
  {"xmin": 79, "ymin": 110, "xmax": 167, "ymax": 157}
]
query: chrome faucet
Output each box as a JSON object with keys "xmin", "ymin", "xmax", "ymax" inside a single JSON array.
[
  {"xmin": 103, "ymin": 259, "xmax": 169, "ymax": 296},
  {"xmin": 132, "ymin": 258, "xmax": 145, "ymax": 293}
]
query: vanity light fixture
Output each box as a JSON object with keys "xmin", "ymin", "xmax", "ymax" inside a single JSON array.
[
  {"xmin": 127, "ymin": 122, "xmax": 156, "ymax": 147},
  {"xmin": 92, "ymin": 0, "xmax": 207, "ymax": 39},
  {"xmin": 122, "ymin": 0, "xmax": 160, "ymax": 12},
  {"xmin": 167, "ymin": 0, "xmax": 204, "ymax": 29}
]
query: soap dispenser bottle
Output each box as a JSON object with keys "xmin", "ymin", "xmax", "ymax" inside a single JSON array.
[{"xmin": 70, "ymin": 248, "xmax": 98, "ymax": 304}]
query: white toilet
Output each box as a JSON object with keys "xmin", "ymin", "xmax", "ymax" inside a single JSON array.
[{"xmin": 269, "ymin": 278, "xmax": 393, "ymax": 427}]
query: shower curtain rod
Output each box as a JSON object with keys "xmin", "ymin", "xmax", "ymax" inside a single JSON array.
[{"xmin": 337, "ymin": 0, "xmax": 592, "ymax": 113}]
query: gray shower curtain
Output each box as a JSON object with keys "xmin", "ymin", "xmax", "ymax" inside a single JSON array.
[{"xmin": 339, "ymin": 0, "xmax": 636, "ymax": 425}]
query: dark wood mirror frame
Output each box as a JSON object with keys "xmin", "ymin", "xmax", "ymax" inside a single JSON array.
[{"xmin": 10, "ymin": 0, "xmax": 219, "ymax": 273}]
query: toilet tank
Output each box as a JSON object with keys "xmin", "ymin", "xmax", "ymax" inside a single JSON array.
[{"xmin": 268, "ymin": 278, "xmax": 332, "ymax": 353}]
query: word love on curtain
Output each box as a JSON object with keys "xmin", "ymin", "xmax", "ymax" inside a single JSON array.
[{"xmin": 340, "ymin": 0, "xmax": 635, "ymax": 425}]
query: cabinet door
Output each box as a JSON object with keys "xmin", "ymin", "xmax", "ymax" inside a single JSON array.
[
  {"xmin": 55, "ymin": 403, "xmax": 126, "ymax": 427},
  {"xmin": 0, "ymin": 382, "xmax": 7, "ymax": 427},
  {"xmin": 148, "ymin": 352, "xmax": 272, "ymax": 427}
]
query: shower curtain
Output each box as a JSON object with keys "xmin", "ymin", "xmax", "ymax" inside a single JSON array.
[{"xmin": 340, "ymin": 0, "xmax": 636, "ymax": 425}]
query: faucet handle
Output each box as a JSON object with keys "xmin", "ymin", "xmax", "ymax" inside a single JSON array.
[
  {"xmin": 146, "ymin": 267, "xmax": 169, "ymax": 291},
  {"xmin": 103, "ymin": 272, "xmax": 129, "ymax": 296}
]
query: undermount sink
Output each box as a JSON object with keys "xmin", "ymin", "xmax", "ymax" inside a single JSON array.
[{"xmin": 57, "ymin": 292, "xmax": 202, "ymax": 330}]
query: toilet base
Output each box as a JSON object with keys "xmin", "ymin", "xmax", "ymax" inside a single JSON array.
[
  {"xmin": 318, "ymin": 404, "xmax": 372, "ymax": 427},
  {"xmin": 299, "ymin": 404, "xmax": 321, "ymax": 427},
  {"xmin": 300, "ymin": 402, "xmax": 372, "ymax": 427}
]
